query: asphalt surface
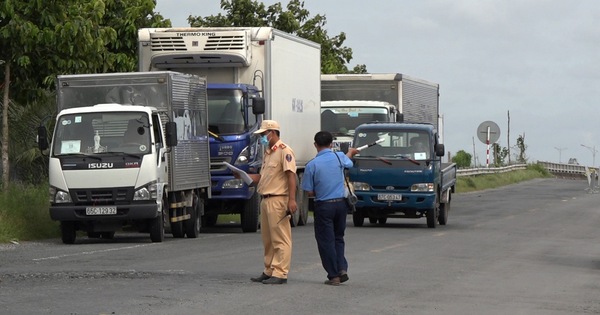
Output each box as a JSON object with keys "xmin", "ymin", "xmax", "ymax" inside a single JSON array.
[{"xmin": 1, "ymin": 178, "xmax": 599, "ymax": 315}]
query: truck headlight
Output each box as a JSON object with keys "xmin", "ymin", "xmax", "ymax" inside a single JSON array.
[
  {"xmin": 223, "ymin": 179, "xmax": 244, "ymax": 189},
  {"xmin": 134, "ymin": 181, "xmax": 157, "ymax": 200},
  {"xmin": 50, "ymin": 186, "xmax": 72, "ymax": 203},
  {"xmin": 352, "ymin": 182, "xmax": 371, "ymax": 191},
  {"xmin": 235, "ymin": 146, "xmax": 250, "ymax": 166},
  {"xmin": 411, "ymin": 183, "xmax": 434, "ymax": 192}
]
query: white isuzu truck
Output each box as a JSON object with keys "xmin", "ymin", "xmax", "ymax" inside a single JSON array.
[
  {"xmin": 37, "ymin": 71, "xmax": 211, "ymax": 244},
  {"xmin": 138, "ymin": 27, "xmax": 321, "ymax": 229}
]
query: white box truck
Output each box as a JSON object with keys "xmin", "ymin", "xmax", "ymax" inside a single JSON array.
[
  {"xmin": 37, "ymin": 71, "xmax": 211, "ymax": 243},
  {"xmin": 321, "ymin": 73, "xmax": 440, "ymax": 135},
  {"xmin": 321, "ymin": 100, "xmax": 399, "ymax": 152},
  {"xmin": 138, "ymin": 27, "xmax": 321, "ymax": 230}
]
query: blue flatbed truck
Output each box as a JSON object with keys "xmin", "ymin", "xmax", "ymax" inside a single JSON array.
[{"xmin": 349, "ymin": 122, "xmax": 456, "ymax": 228}]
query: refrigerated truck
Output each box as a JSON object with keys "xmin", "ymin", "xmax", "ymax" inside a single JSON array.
[
  {"xmin": 138, "ymin": 27, "xmax": 321, "ymax": 230},
  {"xmin": 321, "ymin": 100, "xmax": 398, "ymax": 152},
  {"xmin": 321, "ymin": 73, "xmax": 440, "ymax": 131},
  {"xmin": 38, "ymin": 71, "xmax": 210, "ymax": 243}
]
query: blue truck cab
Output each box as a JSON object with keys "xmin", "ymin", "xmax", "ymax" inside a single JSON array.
[
  {"xmin": 349, "ymin": 122, "xmax": 456, "ymax": 228},
  {"xmin": 206, "ymin": 83, "xmax": 264, "ymax": 232}
]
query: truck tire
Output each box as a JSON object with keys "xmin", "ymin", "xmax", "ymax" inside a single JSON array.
[
  {"xmin": 289, "ymin": 174, "xmax": 301, "ymax": 227},
  {"xmin": 378, "ymin": 217, "xmax": 387, "ymax": 224},
  {"xmin": 185, "ymin": 196, "xmax": 202, "ymax": 238},
  {"xmin": 61, "ymin": 221, "xmax": 77, "ymax": 244},
  {"xmin": 297, "ymin": 173, "xmax": 309, "ymax": 226},
  {"xmin": 353, "ymin": 211, "xmax": 364, "ymax": 227},
  {"xmin": 170, "ymin": 207, "xmax": 185, "ymax": 238},
  {"xmin": 241, "ymin": 191, "xmax": 260, "ymax": 233},
  {"xmin": 368, "ymin": 217, "xmax": 377, "ymax": 224},
  {"xmin": 100, "ymin": 231, "xmax": 115, "ymax": 239},
  {"xmin": 202, "ymin": 214, "xmax": 218, "ymax": 227},
  {"xmin": 438, "ymin": 195, "xmax": 450, "ymax": 225},
  {"xmin": 150, "ymin": 202, "xmax": 165, "ymax": 243},
  {"xmin": 426, "ymin": 208, "xmax": 437, "ymax": 228}
]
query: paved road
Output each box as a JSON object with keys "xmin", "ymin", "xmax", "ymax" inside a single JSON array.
[{"xmin": 1, "ymin": 178, "xmax": 599, "ymax": 315}]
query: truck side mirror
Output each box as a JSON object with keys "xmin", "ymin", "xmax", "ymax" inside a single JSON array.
[
  {"xmin": 165, "ymin": 121, "xmax": 178, "ymax": 147},
  {"xmin": 396, "ymin": 113, "xmax": 404, "ymax": 123},
  {"xmin": 251, "ymin": 97, "xmax": 265, "ymax": 115},
  {"xmin": 37, "ymin": 126, "xmax": 49, "ymax": 151},
  {"xmin": 435, "ymin": 143, "xmax": 445, "ymax": 157}
]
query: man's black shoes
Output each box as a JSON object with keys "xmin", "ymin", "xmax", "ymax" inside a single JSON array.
[
  {"xmin": 262, "ymin": 276, "xmax": 287, "ymax": 284},
  {"xmin": 250, "ymin": 273, "xmax": 271, "ymax": 282}
]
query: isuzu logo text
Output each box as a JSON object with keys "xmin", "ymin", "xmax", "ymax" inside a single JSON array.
[{"xmin": 88, "ymin": 163, "xmax": 114, "ymax": 169}]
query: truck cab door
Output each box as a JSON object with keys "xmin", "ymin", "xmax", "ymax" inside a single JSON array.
[{"xmin": 152, "ymin": 113, "xmax": 169, "ymax": 181}]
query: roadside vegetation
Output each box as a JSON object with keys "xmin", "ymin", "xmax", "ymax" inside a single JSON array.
[{"xmin": 0, "ymin": 164, "xmax": 554, "ymax": 243}]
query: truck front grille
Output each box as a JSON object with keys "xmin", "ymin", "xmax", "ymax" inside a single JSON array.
[{"xmin": 72, "ymin": 188, "xmax": 131, "ymax": 205}]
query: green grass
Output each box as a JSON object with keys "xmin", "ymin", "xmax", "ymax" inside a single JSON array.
[
  {"xmin": 0, "ymin": 164, "xmax": 554, "ymax": 243},
  {"xmin": 0, "ymin": 183, "xmax": 59, "ymax": 243}
]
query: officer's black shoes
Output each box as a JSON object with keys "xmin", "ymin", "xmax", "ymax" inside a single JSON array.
[
  {"xmin": 262, "ymin": 276, "xmax": 287, "ymax": 284},
  {"xmin": 250, "ymin": 273, "xmax": 271, "ymax": 282}
]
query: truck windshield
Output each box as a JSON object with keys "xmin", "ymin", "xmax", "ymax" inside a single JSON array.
[
  {"xmin": 355, "ymin": 130, "xmax": 430, "ymax": 160},
  {"xmin": 208, "ymin": 89, "xmax": 254, "ymax": 135},
  {"xmin": 52, "ymin": 112, "xmax": 151, "ymax": 156},
  {"xmin": 321, "ymin": 107, "xmax": 389, "ymax": 136}
]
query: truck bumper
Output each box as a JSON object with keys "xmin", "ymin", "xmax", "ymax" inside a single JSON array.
[
  {"xmin": 49, "ymin": 203, "xmax": 159, "ymax": 221},
  {"xmin": 355, "ymin": 192, "xmax": 436, "ymax": 216}
]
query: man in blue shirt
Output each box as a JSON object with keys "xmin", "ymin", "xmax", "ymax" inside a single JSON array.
[{"xmin": 302, "ymin": 131, "xmax": 358, "ymax": 286}]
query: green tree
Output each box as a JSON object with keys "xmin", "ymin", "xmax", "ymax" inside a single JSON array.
[
  {"xmin": 516, "ymin": 133, "xmax": 527, "ymax": 163},
  {"xmin": 187, "ymin": 0, "xmax": 367, "ymax": 74},
  {"xmin": 0, "ymin": 0, "xmax": 169, "ymax": 187},
  {"xmin": 452, "ymin": 150, "xmax": 472, "ymax": 168},
  {"xmin": 492, "ymin": 143, "xmax": 509, "ymax": 167}
]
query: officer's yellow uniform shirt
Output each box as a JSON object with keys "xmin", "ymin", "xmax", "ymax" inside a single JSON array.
[{"xmin": 257, "ymin": 140, "xmax": 297, "ymax": 196}]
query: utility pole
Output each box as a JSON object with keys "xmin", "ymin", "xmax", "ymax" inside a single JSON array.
[
  {"xmin": 507, "ymin": 110, "xmax": 511, "ymax": 164},
  {"xmin": 554, "ymin": 147, "xmax": 567, "ymax": 163},
  {"xmin": 580, "ymin": 144, "xmax": 597, "ymax": 167}
]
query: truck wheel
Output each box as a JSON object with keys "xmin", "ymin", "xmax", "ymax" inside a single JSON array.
[
  {"xmin": 368, "ymin": 217, "xmax": 377, "ymax": 224},
  {"xmin": 185, "ymin": 197, "xmax": 202, "ymax": 238},
  {"xmin": 202, "ymin": 214, "xmax": 218, "ymax": 227},
  {"xmin": 170, "ymin": 207, "xmax": 185, "ymax": 238},
  {"xmin": 378, "ymin": 217, "xmax": 387, "ymax": 224},
  {"xmin": 438, "ymin": 199, "xmax": 450, "ymax": 226},
  {"xmin": 87, "ymin": 231, "xmax": 101, "ymax": 239},
  {"xmin": 61, "ymin": 221, "xmax": 77, "ymax": 244},
  {"xmin": 241, "ymin": 191, "xmax": 260, "ymax": 233},
  {"xmin": 101, "ymin": 231, "xmax": 115, "ymax": 239},
  {"xmin": 426, "ymin": 208, "xmax": 437, "ymax": 228},
  {"xmin": 149, "ymin": 203, "xmax": 165, "ymax": 243},
  {"xmin": 289, "ymin": 174, "xmax": 301, "ymax": 227},
  {"xmin": 297, "ymin": 173, "xmax": 309, "ymax": 226},
  {"xmin": 353, "ymin": 211, "xmax": 364, "ymax": 227}
]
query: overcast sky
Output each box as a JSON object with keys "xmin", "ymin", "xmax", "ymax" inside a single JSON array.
[{"xmin": 155, "ymin": 0, "xmax": 600, "ymax": 167}]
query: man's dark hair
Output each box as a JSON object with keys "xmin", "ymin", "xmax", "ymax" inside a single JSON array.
[{"xmin": 314, "ymin": 131, "xmax": 333, "ymax": 147}]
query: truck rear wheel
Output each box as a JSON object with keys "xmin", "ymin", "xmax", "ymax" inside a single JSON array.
[
  {"xmin": 185, "ymin": 196, "xmax": 202, "ymax": 238},
  {"xmin": 61, "ymin": 221, "xmax": 77, "ymax": 244},
  {"xmin": 438, "ymin": 196, "xmax": 450, "ymax": 225},
  {"xmin": 241, "ymin": 191, "xmax": 260, "ymax": 233},
  {"xmin": 202, "ymin": 214, "xmax": 218, "ymax": 227},
  {"xmin": 170, "ymin": 207, "xmax": 185, "ymax": 238}
]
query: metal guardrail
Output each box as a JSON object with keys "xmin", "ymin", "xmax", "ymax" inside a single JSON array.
[
  {"xmin": 456, "ymin": 164, "xmax": 527, "ymax": 177},
  {"xmin": 456, "ymin": 161, "xmax": 598, "ymax": 178},
  {"xmin": 536, "ymin": 161, "xmax": 598, "ymax": 175}
]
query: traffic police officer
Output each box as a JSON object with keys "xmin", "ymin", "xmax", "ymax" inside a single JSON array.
[{"xmin": 247, "ymin": 120, "xmax": 297, "ymax": 284}]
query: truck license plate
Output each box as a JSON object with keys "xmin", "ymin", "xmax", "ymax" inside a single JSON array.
[
  {"xmin": 377, "ymin": 194, "xmax": 402, "ymax": 201},
  {"xmin": 85, "ymin": 206, "xmax": 117, "ymax": 215}
]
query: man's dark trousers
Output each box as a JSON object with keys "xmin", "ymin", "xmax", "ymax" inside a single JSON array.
[{"xmin": 314, "ymin": 199, "xmax": 348, "ymax": 279}]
